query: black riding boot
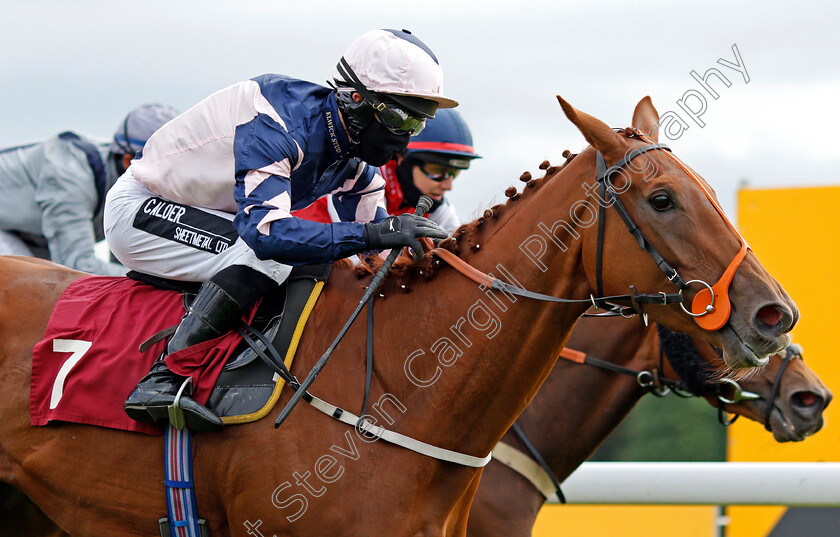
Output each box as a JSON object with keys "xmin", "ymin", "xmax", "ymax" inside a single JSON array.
[{"xmin": 124, "ymin": 281, "xmax": 245, "ymax": 432}]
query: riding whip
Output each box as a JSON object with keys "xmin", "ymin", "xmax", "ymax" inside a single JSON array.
[{"xmin": 274, "ymin": 195, "xmax": 434, "ymax": 427}]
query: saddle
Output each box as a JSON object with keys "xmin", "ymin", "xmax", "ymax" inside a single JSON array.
[{"xmin": 128, "ymin": 264, "xmax": 332, "ymax": 425}]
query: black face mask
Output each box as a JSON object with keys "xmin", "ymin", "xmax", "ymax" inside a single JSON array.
[{"xmin": 356, "ymin": 118, "xmax": 411, "ymax": 167}]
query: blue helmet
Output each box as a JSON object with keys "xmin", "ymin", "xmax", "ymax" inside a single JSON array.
[
  {"xmin": 404, "ymin": 109, "xmax": 481, "ymax": 169},
  {"xmin": 109, "ymin": 103, "xmax": 180, "ymax": 156}
]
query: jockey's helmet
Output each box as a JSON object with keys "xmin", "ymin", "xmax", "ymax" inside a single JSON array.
[
  {"xmin": 332, "ymin": 29, "xmax": 457, "ymax": 144},
  {"xmin": 109, "ymin": 103, "xmax": 180, "ymax": 157},
  {"xmin": 404, "ymin": 108, "xmax": 481, "ymax": 170}
]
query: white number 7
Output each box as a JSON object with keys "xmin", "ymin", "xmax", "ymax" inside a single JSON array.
[{"xmin": 50, "ymin": 339, "xmax": 93, "ymax": 409}]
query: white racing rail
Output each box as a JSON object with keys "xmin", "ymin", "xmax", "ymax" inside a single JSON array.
[{"xmin": 550, "ymin": 462, "xmax": 840, "ymax": 506}]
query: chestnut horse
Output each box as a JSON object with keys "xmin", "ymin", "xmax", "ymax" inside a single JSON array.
[
  {"xmin": 465, "ymin": 315, "xmax": 831, "ymax": 537},
  {"xmin": 0, "ymin": 96, "xmax": 798, "ymax": 536},
  {"xmin": 3, "ymin": 319, "xmax": 828, "ymax": 537}
]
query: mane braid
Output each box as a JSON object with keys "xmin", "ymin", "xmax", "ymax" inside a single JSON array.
[
  {"xmin": 353, "ymin": 151, "xmax": 582, "ymax": 290},
  {"xmin": 655, "ymin": 324, "xmax": 719, "ymax": 396}
]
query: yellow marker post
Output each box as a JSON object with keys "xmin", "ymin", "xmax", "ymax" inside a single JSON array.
[
  {"xmin": 727, "ymin": 186, "xmax": 840, "ymax": 537},
  {"xmin": 532, "ymin": 186, "xmax": 839, "ymax": 537}
]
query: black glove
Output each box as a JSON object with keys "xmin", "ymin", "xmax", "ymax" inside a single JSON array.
[{"xmin": 364, "ymin": 214, "xmax": 448, "ymax": 260}]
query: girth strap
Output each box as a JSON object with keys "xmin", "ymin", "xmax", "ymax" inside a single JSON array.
[
  {"xmin": 237, "ymin": 322, "xmax": 492, "ymax": 468},
  {"xmin": 307, "ymin": 395, "xmax": 492, "ymax": 468},
  {"xmin": 161, "ymin": 426, "xmax": 207, "ymax": 537},
  {"xmin": 492, "ymin": 441, "xmax": 561, "ymax": 500}
]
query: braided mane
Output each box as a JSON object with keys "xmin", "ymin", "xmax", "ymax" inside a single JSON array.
[{"xmin": 353, "ymin": 151, "xmax": 580, "ymax": 289}]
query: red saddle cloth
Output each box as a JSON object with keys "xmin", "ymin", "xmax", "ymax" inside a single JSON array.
[{"xmin": 30, "ymin": 276, "xmax": 253, "ymax": 435}]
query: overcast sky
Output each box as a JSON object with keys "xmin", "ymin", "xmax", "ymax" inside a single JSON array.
[{"xmin": 1, "ymin": 0, "xmax": 838, "ymax": 220}]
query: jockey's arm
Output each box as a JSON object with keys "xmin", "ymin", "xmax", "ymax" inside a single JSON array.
[
  {"xmin": 327, "ymin": 162, "xmax": 389, "ymax": 226},
  {"xmin": 233, "ymin": 163, "xmax": 388, "ymax": 266},
  {"xmin": 36, "ymin": 138, "xmax": 126, "ymax": 276}
]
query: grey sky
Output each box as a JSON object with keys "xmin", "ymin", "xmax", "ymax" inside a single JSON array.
[{"xmin": 1, "ymin": 0, "xmax": 837, "ymax": 220}]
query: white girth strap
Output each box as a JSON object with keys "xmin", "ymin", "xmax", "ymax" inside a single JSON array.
[
  {"xmin": 491, "ymin": 441, "xmax": 558, "ymax": 499},
  {"xmin": 306, "ymin": 394, "xmax": 492, "ymax": 468}
]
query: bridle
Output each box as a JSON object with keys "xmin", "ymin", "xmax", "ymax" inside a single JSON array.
[
  {"xmin": 556, "ymin": 331, "xmax": 767, "ymax": 425},
  {"xmin": 559, "ymin": 330, "xmax": 805, "ymax": 430},
  {"xmin": 693, "ymin": 340, "xmax": 803, "ymax": 428},
  {"xmin": 591, "ymin": 129, "xmax": 749, "ymax": 328},
  {"xmin": 761, "ymin": 343, "xmax": 803, "ymax": 431},
  {"xmin": 498, "ymin": 338, "xmax": 801, "ymax": 504},
  {"xmin": 432, "ymin": 128, "xmax": 749, "ymax": 324}
]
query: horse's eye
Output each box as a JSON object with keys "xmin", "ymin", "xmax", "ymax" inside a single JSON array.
[{"xmin": 649, "ymin": 193, "xmax": 674, "ymax": 212}]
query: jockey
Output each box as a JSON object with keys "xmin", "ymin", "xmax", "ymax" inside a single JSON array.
[
  {"xmin": 293, "ymin": 108, "xmax": 480, "ymax": 233},
  {"xmin": 0, "ymin": 104, "xmax": 179, "ymax": 275},
  {"xmin": 103, "ymin": 29, "xmax": 453, "ymax": 432}
]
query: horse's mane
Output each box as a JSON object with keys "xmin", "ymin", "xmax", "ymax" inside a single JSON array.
[
  {"xmin": 351, "ymin": 151, "xmax": 580, "ymax": 291},
  {"xmin": 655, "ymin": 322, "xmax": 764, "ymax": 394},
  {"xmin": 655, "ymin": 324, "xmax": 720, "ymax": 396}
]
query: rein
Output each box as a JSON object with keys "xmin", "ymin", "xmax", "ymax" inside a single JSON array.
[
  {"xmin": 430, "ymin": 248, "xmax": 681, "ymax": 313},
  {"xmin": 430, "ymin": 130, "xmax": 747, "ymax": 323},
  {"xmin": 556, "ymin": 346, "xmax": 693, "ymax": 398},
  {"xmin": 511, "ymin": 422, "xmax": 566, "ymax": 503},
  {"xmin": 557, "ymin": 337, "xmax": 766, "ymax": 425},
  {"xmin": 494, "ymin": 337, "xmax": 800, "ymax": 503}
]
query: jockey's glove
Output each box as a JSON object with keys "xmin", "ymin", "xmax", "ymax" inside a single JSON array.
[{"xmin": 363, "ymin": 214, "xmax": 448, "ymax": 260}]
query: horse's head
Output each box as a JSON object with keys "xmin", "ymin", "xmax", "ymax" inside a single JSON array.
[
  {"xmin": 720, "ymin": 344, "xmax": 832, "ymax": 442},
  {"xmin": 557, "ymin": 96, "xmax": 798, "ymax": 369},
  {"xmin": 658, "ymin": 327, "xmax": 830, "ymax": 442}
]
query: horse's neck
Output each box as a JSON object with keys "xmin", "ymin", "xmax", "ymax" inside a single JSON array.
[
  {"xmin": 515, "ymin": 317, "xmax": 658, "ymax": 482},
  {"xmin": 372, "ymin": 157, "xmax": 598, "ymax": 458}
]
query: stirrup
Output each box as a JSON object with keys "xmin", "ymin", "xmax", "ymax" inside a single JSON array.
[{"xmin": 168, "ymin": 377, "xmax": 193, "ymax": 430}]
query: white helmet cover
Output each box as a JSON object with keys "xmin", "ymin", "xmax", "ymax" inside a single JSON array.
[{"xmin": 333, "ymin": 29, "xmax": 458, "ymax": 109}]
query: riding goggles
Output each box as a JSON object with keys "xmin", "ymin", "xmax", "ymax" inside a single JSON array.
[
  {"xmin": 373, "ymin": 101, "xmax": 426, "ymax": 136},
  {"xmin": 420, "ymin": 162, "xmax": 460, "ymax": 182}
]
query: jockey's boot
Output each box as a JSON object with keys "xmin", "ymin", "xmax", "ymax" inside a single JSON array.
[{"xmin": 124, "ymin": 281, "xmax": 244, "ymax": 432}]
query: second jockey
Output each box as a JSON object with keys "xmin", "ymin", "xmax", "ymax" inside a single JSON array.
[{"xmin": 294, "ymin": 108, "xmax": 480, "ymax": 233}]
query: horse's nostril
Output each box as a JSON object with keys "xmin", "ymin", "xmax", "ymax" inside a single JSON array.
[
  {"xmin": 757, "ymin": 305, "xmax": 783, "ymax": 328},
  {"xmin": 792, "ymin": 391, "xmax": 820, "ymax": 408}
]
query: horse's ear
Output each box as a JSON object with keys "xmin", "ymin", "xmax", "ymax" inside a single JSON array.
[
  {"xmin": 556, "ymin": 96, "xmax": 624, "ymax": 160},
  {"xmin": 632, "ymin": 96, "xmax": 660, "ymax": 142}
]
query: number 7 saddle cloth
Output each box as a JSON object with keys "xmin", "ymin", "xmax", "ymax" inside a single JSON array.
[{"xmin": 29, "ymin": 266, "xmax": 328, "ymax": 435}]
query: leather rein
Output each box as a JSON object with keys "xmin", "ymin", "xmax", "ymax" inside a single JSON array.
[
  {"xmin": 495, "ymin": 341, "xmax": 802, "ymax": 504},
  {"xmin": 431, "ymin": 129, "xmax": 747, "ymax": 324},
  {"xmin": 556, "ymin": 342, "xmax": 767, "ymax": 424}
]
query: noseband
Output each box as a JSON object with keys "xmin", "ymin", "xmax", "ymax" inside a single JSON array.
[
  {"xmin": 430, "ymin": 129, "xmax": 751, "ymax": 326},
  {"xmin": 762, "ymin": 344, "xmax": 803, "ymax": 431},
  {"xmin": 593, "ymin": 130, "xmax": 749, "ymax": 329},
  {"xmin": 501, "ymin": 330, "xmax": 797, "ymax": 504}
]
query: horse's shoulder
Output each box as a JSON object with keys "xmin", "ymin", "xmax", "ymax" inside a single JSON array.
[
  {"xmin": 0, "ymin": 257, "xmax": 85, "ymax": 344},
  {"xmin": 0, "ymin": 255, "xmax": 86, "ymax": 292}
]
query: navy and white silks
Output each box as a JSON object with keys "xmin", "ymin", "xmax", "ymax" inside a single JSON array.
[{"xmin": 104, "ymin": 74, "xmax": 389, "ymax": 283}]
